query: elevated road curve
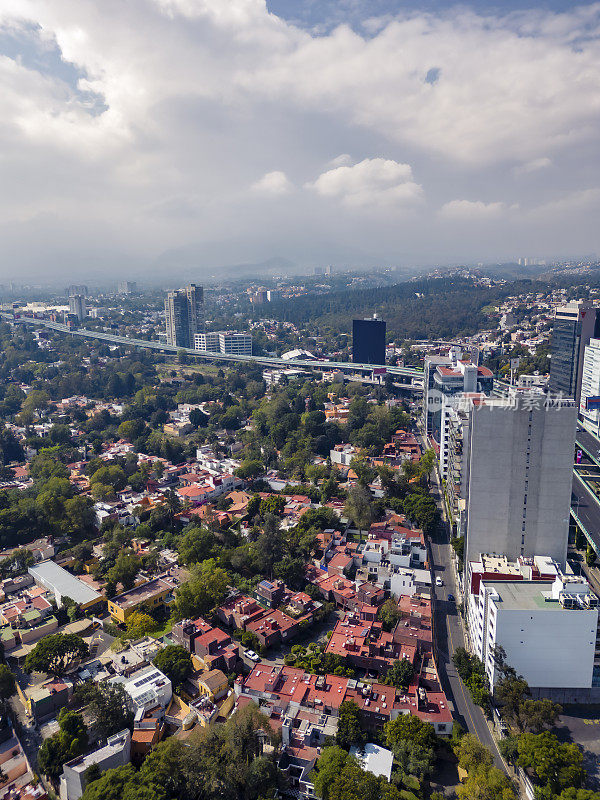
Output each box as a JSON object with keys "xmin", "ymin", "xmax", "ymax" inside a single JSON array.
[{"xmin": 1, "ymin": 311, "xmax": 424, "ymax": 389}]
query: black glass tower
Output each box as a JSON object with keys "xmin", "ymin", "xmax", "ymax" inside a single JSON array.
[{"xmin": 352, "ymin": 317, "xmax": 386, "ymax": 365}]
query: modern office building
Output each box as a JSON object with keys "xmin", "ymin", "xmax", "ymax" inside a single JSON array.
[
  {"xmin": 423, "ymin": 348, "xmax": 493, "ymax": 444},
  {"xmin": 451, "ymin": 389, "xmax": 577, "ymax": 567},
  {"xmin": 164, "ymin": 284, "xmax": 204, "ymax": 348},
  {"xmin": 68, "ymin": 294, "xmax": 86, "ymax": 321},
  {"xmin": 549, "ymin": 300, "xmax": 600, "ymax": 401},
  {"xmin": 194, "ymin": 332, "xmax": 252, "ymax": 356},
  {"xmin": 194, "ymin": 332, "xmax": 220, "ymax": 353},
  {"xmin": 580, "ymin": 338, "xmax": 600, "ymax": 433},
  {"xmin": 352, "ymin": 316, "xmax": 386, "ymax": 365}
]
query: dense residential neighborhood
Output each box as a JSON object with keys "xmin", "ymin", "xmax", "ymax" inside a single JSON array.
[{"xmin": 0, "ymin": 271, "xmax": 599, "ymax": 800}]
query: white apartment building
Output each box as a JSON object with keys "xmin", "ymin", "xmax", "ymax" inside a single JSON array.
[
  {"xmin": 112, "ymin": 665, "xmax": 172, "ymax": 717},
  {"xmin": 194, "ymin": 332, "xmax": 252, "ymax": 356},
  {"xmin": 460, "ymin": 389, "xmax": 577, "ymax": 568},
  {"xmin": 329, "ymin": 444, "xmax": 356, "ymax": 467},
  {"xmin": 469, "ymin": 574, "xmax": 599, "ymax": 690},
  {"xmin": 60, "ymin": 730, "xmax": 131, "ymax": 800},
  {"xmin": 580, "ymin": 338, "xmax": 600, "ymax": 434}
]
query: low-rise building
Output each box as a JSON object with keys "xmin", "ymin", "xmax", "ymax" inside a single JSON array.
[
  {"xmin": 171, "ymin": 618, "xmax": 239, "ymax": 672},
  {"xmin": 107, "ymin": 574, "xmax": 177, "ymax": 623},
  {"xmin": 114, "ymin": 665, "xmax": 172, "ymax": 715},
  {"xmin": 28, "ymin": 561, "xmax": 102, "ymax": 611},
  {"xmin": 59, "ymin": 730, "xmax": 131, "ymax": 800},
  {"xmin": 196, "ymin": 669, "xmax": 229, "ymax": 702}
]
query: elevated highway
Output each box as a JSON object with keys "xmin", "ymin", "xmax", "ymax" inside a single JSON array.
[{"xmin": 1, "ymin": 312, "xmax": 424, "ymax": 389}]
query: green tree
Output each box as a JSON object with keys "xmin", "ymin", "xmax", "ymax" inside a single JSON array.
[
  {"xmin": 235, "ymin": 460, "xmax": 264, "ymax": 481},
  {"xmin": 25, "ymin": 633, "xmax": 89, "ymax": 676},
  {"xmin": 336, "ymin": 701, "xmax": 364, "ymax": 750},
  {"xmin": 312, "ymin": 746, "xmax": 350, "ymax": 800},
  {"xmin": 377, "ymin": 598, "xmax": 401, "ymax": 631},
  {"xmin": 108, "ymin": 550, "xmax": 141, "ymax": 591},
  {"xmin": 81, "ymin": 764, "xmax": 165, "ymax": 800},
  {"xmin": 384, "ymin": 714, "xmax": 437, "ymax": 753},
  {"xmin": 455, "ymin": 733, "xmax": 493, "ymax": 773},
  {"xmin": 125, "ymin": 611, "xmax": 156, "ymax": 639},
  {"xmin": 153, "ymin": 645, "xmax": 193, "ymax": 690},
  {"xmin": 259, "ymin": 495, "xmax": 286, "ymax": 517},
  {"xmin": 86, "ymin": 681, "xmax": 134, "ymax": 738},
  {"xmin": 456, "ymin": 765, "xmax": 516, "ymax": 800},
  {"xmin": 586, "ymin": 544, "xmax": 597, "ymax": 567},
  {"xmin": 383, "ymin": 658, "xmax": 415, "ymax": 690},
  {"xmin": 0, "ymin": 664, "xmax": 15, "ymax": 699},
  {"xmin": 177, "ymin": 526, "xmax": 214, "ymax": 566},
  {"xmin": 517, "ymin": 732, "xmax": 585, "ymax": 795},
  {"xmin": 38, "ymin": 709, "xmax": 88, "ymax": 780},
  {"xmin": 173, "ymin": 559, "xmax": 229, "ymax": 619},
  {"xmin": 344, "ymin": 485, "xmax": 373, "ymax": 540}
]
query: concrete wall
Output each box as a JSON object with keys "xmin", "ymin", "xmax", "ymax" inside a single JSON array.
[
  {"xmin": 465, "ymin": 401, "xmax": 576, "ymax": 567},
  {"xmin": 490, "ymin": 606, "xmax": 597, "ymax": 689}
]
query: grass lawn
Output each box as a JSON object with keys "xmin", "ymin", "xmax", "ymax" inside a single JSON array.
[{"xmin": 150, "ymin": 617, "xmax": 174, "ymax": 638}]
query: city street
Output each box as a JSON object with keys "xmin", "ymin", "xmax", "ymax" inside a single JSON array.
[{"xmin": 419, "ymin": 437, "xmax": 506, "ymax": 770}]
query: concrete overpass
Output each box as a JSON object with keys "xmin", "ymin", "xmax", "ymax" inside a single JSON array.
[{"xmin": 1, "ymin": 312, "xmax": 424, "ymax": 390}]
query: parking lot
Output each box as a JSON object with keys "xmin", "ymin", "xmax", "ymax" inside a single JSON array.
[{"xmin": 555, "ymin": 707, "xmax": 600, "ymax": 789}]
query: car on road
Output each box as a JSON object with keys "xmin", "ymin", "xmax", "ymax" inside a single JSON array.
[
  {"xmin": 448, "ymin": 593, "xmax": 455, "ymax": 602},
  {"xmin": 435, "ymin": 576, "xmax": 443, "ymax": 586},
  {"xmin": 244, "ymin": 649, "xmax": 260, "ymax": 662}
]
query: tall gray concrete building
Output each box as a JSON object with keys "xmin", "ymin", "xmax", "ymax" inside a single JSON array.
[
  {"xmin": 164, "ymin": 284, "xmax": 204, "ymax": 348},
  {"xmin": 453, "ymin": 389, "xmax": 577, "ymax": 569},
  {"xmin": 68, "ymin": 293, "xmax": 86, "ymax": 321}
]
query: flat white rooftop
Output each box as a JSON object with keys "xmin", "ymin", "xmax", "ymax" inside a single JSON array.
[{"xmin": 29, "ymin": 560, "xmax": 101, "ymax": 606}]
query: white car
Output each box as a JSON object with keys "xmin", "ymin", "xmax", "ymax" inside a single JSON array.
[
  {"xmin": 244, "ymin": 649, "xmax": 260, "ymax": 662},
  {"xmin": 435, "ymin": 577, "xmax": 443, "ymax": 587}
]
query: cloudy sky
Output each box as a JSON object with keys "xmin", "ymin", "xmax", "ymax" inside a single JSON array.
[{"xmin": 1, "ymin": 0, "xmax": 600, "ymax": 282}]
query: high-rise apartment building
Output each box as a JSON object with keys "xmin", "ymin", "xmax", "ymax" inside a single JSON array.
[
  {"xmin": 68, "ymin": 294, "xmax": 86, "ymax": 321},
  {"xmin": 67, "ymin": 284, "xmax": 88, "ymax": 297},
  {"xmin": 549, "ymin": 301, "xmax": 600, "ymax": 401},
  {"xmin": 422, "ymin": 348, "xmax": 493, "ymax": 444},
  {"xmin": 164, "ymin": 284, "xmax": 204, "ymax": 348},
  {"xmin": 580, "ymin": 338, "xmax": 600, "ymax": 434},
  {"xmin": 118, "ymin": 281, "xmax": 137, "ymax": 295},
  {"xmin": 352, "ymin": 316, "xmax": 386, "ymax": 365},
  {"xmin": 454, "ymin": 389, "xmax": 577, "ymax": 568}
]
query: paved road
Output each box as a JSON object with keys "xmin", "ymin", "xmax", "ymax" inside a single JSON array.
[
  {"xmin": 420, "ymin": 449, "xmax": 505, "ymax": 769},
  {"xmin": 576, "ymin": 427, "xmax": 600, "ymax": 466},
  {"xmin": 572, "ymin": 471, "xmax": 600, "ymax": 554}
]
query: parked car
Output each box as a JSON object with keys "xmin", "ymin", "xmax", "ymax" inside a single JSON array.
[
  {"xmin": 435, "ymin": 576, "xmax": 443, "ymax": 586},
  {"xmin": 244, "ymin": 649, "xmax": 260, "ymax": 662},
  {"xmin": 448, "ymin": 593, "xmax": 455, "ymax": 602}
]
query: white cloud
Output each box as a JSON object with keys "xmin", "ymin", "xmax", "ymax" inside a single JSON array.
[
  {"xmin": 514, "ymin": 157, "xmax": 552, "ymax": 175},
  {"xmin": 439, "ymin": 200, "xmax": 509, "ymax": 220},
  {"xmin": 326, "ymin": 153, "xmax": 353, "ymax": 168},
  {"xmin": 307, "ymin": 158, "xmax": 424, "ymax": 207},
  {"xmin": 528, "ymin": 188, "xmax": 600, "ymax": 218},
  {"xmin": 0, "ymin": 1, "xmax": 599, "ymax": 274},
  {"xmin": 252, "ymin": 170, "xmax": 293, "ymax": 195}
]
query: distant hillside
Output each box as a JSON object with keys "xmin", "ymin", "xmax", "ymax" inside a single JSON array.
[{"xmin": 265, "ymin": 277, "xmax": 538, "ymax": 340}]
